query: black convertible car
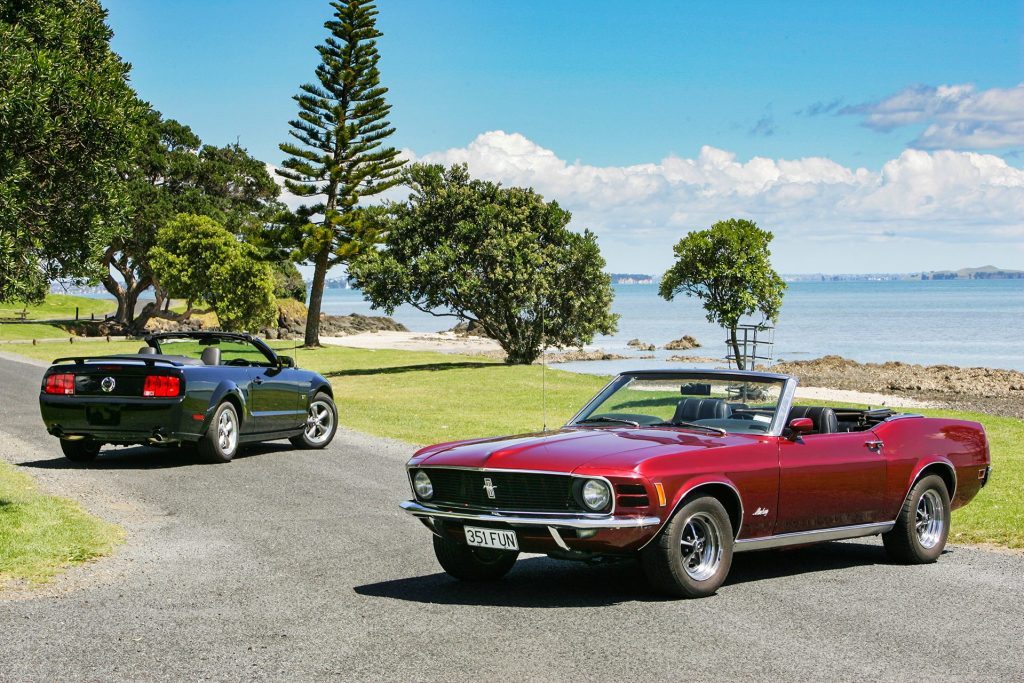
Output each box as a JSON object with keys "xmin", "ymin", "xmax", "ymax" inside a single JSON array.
[{"xmin": 39, "ymin": 331, "xmax": 337, "ymax": 463}]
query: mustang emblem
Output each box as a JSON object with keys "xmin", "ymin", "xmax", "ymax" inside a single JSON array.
[
  {"xmin": 100, "ymin": 377, "xmax": 116, "ymax": 393},
  {"xmin": 482, "ymin": 477, "xmax": 497, "ymax": 499},
  {"xmin": 753, "ymin": 507, "xmax": 769, "ymax": 516}
]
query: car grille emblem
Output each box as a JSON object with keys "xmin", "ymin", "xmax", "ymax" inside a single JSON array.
[
  {"xmin": 482, "ymin": 477, "xmax": 497, "ymax": 499},
  {"xmin": 100, "ymin": 377, "xmax": 116, "ymax": 393}
]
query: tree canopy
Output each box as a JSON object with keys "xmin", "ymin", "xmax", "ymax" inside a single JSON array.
[
  {"xmin": 659, "ymin": 218, "xmax": 786, "ymax": 369},
  {"xmin": 0, "ymin": 0, "xmax": 143, "ymax": 303},
  {"xmin": 149, "ymin": 214, "xmax": 276, "ymax": 333},
  {"xmin": 277, "ymin": 0, "xmax": 404, "ymax": 347},
  {"xmin": 349, "ymin": 164, "xmax": 619, "ymax": 364}
]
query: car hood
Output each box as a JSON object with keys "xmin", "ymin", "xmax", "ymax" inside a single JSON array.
[{"xmin": 413, "ymin": 427, "xmax": 751, "ymax": 474}]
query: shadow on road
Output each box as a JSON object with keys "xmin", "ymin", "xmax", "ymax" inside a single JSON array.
[
  {"xmin": 324, "ymin": 361, "xmax": 499, "ymax": 378},
  {"xmin": 356, "ymin": 541, "xmax": 903, "ymax": 606},
  {"xmin": 18, "ymin": 441, "xmax": 295, "ymax": 470}
]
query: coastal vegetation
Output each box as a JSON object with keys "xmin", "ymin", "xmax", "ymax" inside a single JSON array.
[
  {"xmin": 659, "ymin": 219, "xmax": 786, "ymax": 370},
  {"xmin": 350, "ymin": 163, "xmax": 618, "ymax": 364}
]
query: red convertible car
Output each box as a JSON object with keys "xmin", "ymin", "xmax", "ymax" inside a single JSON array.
[{"xmin": 400, "ymin": 369, "xmax": 991, "ymax": 598}]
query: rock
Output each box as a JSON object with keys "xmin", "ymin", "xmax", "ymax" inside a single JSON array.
[
  {"xmin": 627, "ymin": 338, "xmax": 656, "ymax": 351},
  {"xmin": 541, "ymin": 348, "xmax": 629, "ymax": 363},
  {"xmin": 666, "ymin": 354, "xmax": 723, "ymax": 363},
  {"xmin": 318, "ymin": 312, "xmax": 407, "ymax": 336},
  {"xmin": 663, "ymin": 334, "xmax": 701, "ymax": 350},
  {"xmin": 448, "ymin": 320, "xmax": 490, "ymax": 337}
]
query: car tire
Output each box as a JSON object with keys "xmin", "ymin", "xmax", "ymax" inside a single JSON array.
[
  {"xmin": 432, "ymin": 534, "xmax": 519, "ymax": 581},
  {"xmin": 883, "ymin": 474, "xmax": 950, "ymax": 564},
  {"xmin": 59, "ymin": 439, "xmax": 101, "ymax": 463},
  {"xmin": 641, "ymin": 495, "xmax": 734, "ymax": 598},
  {"xmin": 289, "ymin": 392, "xmax": 338, "ymax": 449},
  {"xmin": 198, "ymin": 401, "xmax": 240, "ymax": 464}
]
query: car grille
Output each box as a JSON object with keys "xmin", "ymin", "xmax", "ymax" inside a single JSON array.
[{"xmin": 414, "ymin": 468, "xmax": 581, "ymax": 512}]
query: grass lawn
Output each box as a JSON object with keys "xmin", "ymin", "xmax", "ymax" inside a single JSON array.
[
  {"xmin": 0, "ymin": 322, "xmax": 76, "ymax": 341},
  {"xmin": 0, "ymin": 460, "xmax": 122, "ymax": 587},
  {"xmin": 0, "ymin": 294, "xmax": 115, "ymax": 321},
  {"xmin": 9, "ymin": 340, "xmax": 1024, "ymax": 549}
]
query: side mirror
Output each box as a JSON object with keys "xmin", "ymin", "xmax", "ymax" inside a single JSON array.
[
  {"xmin": 278, "ymin": 355, "xmax": 295, "ymax": 368},
  {"xmin": 786, "ymin": 417, "xmax": 814, "ymax": 441}
]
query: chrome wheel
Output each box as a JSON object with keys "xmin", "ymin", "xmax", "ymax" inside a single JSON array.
[
  {"xmin": 680, "ymin": 511, "xmax": 723, "ymax": 581},
  {"xmin": 217, "ymin": 408, "xmax": 237, "ymax": 454},
  {"xmin": 916, "ymin": 489, "xmax": 945, "ymax": 549},
  {"xmin": 304, "ymin": 400, "xmax": 334, "ymax": 445}
]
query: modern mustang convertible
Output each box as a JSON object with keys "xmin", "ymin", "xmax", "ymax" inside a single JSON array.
[
  {"xmin": 401, "ymin": 369, "xmax": 991, "ymax": 598},
  {"xmin": 39, "ymin": 332, "xmax": 337, "ymax": 463}
]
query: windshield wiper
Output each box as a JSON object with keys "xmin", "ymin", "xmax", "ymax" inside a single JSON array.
[
  {"xmin": 576, "ymin": 416, "xmax": 640, "ymax": 428},
  {"xmin": 651, "ymin": 421, "xmax": 727, "ymax": 436}
]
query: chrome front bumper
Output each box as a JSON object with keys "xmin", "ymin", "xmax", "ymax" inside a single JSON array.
[{"xmin": 399, "ymin": 500, "xmax": 661, "ymax": 529}]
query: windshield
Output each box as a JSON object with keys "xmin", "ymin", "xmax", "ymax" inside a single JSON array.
[{"xmin": 571, "ymin": 373, "xmax": 788, "ymax": 435}]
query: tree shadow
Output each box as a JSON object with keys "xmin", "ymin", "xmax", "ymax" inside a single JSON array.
[
  {"xmin": 17, "ymin": 441, "xmax": 295, "ymax": 470},
  {"xmin": 324, "ymin": 361, "xmax": 502, "ymax": 378},
  {"xmin": 354, "ymin": 540, "xmax": 906, "ymax": 607}
]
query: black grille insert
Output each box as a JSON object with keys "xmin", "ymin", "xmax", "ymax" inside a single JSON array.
[{"xmin": 415, "ymin": 468, "xmax": 581, "ymax": 512}]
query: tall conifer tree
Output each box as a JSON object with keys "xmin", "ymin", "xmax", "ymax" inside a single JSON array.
[{"xmin": 278, "ymin": 0, "xmax": 403, "ymax": 346}]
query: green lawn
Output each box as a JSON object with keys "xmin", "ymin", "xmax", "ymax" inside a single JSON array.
[
  {"xmin": 8, "ymin": 340, "xmax": 1023, "ymax": 549},
  {"xmin": 0, "ymin": 322, "xmax": 74, "ymax": 341},
  {"xmin": 0, "ymin": 294, "xmax": 115, "ymax": 321},
  {"xmin": 0, "ymin": 460, "xmax": 122, "ymax": 587}
]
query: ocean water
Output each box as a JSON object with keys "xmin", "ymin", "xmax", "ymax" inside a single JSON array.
[{"xmin": 320, "ymin": 279, "xmax": 1024, "ymax": 373}]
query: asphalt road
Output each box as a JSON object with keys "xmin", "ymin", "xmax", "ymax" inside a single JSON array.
[{"xmin": 1, "ymin": 354, "xmax": 1022, "ymax": 682}]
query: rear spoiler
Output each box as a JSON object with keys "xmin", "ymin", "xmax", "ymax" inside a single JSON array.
[{"xmin": 50, "ymin": 355, "xmax": 189, "ymax": 368}]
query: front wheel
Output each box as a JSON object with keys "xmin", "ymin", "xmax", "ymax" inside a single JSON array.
[
  {"xmin": 883, "ymin": 474, "xmax": 950, "ymax": 564},
  {"xmin": 640, "ymin": 496, "xmax": 734, "ymax": 598},
  {"xmin": 198, "ymin": 401, "xmax": 240, "ymax": 463},
  {"xmin": 289, "ymin": 392, "xmax": 338, "ymax": 449},
  {"xmin": 432, "ymin": 534, "xmax": 519, "ymax": 581},
  {"xmin": 60, "ymin": 439, "xmax": 101, "ymax": 463}
]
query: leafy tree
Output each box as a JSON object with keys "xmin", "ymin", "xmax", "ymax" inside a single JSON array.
[
  {"xmin": 277, "ymin": 0, "xmax": 404, "ymax": 347},
  {"xmin": 0, "ymin": 0, "xmax": 143, "ymax": 303},
  {"xmin": 349, "ymin": 164, "xmax": 618, "ymax": 365},
  {"xmin": 659, "ymin": 219, "xmax": 786, "ymax": 370},
  {"xmin": 271, "ymin": 260, "xmax": 308, "ymax": 302},
  {"xmin": 103, "ymin": 108, "xmax": 287, "ymax": 328},
  {"xmin": 149, "ymin": 214, "xmax": 276, "ymax": 333}
]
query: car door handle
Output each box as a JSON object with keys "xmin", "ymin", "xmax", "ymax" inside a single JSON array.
[
  {"xmin": 252, "ymin": 377, "xmax": 264, "ymax": 386},
  {"xmin": 865, "ymin": 440, "xmax": 883, "ymax": 452}
]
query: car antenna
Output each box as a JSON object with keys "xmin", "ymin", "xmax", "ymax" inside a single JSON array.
[{"xmin": 542, "ymin": 301, "xmax": 547, "ymax": 432}]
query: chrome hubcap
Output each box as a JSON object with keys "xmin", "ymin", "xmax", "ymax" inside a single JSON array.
[
  {"xmin": 680, "ymin": 512, "xmax": 722, "ymax": 581},
  {"xmin": 916, "ymin": 489, "xmax": 944, "ymax": 549},
  {"xmin": 217, "ymin": 409, "xmax": 237, "ymax": 453},
  {"xmin": 304, "ymin": 401, "xmax": 333, "ymax": 444}
]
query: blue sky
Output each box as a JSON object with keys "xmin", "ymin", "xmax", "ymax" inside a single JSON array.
[{"xmin": 104, "ymin": 0, "xmax": 1024, "ymax": 274}]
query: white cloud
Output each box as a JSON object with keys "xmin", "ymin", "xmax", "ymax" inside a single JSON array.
[
  {"xmin": 841, "ymin": 83, "xmax": 1024, "ymax": 150},
  {"xmin": 404, "ymin": 131, "xmax": 1024, "ymax": 271}
]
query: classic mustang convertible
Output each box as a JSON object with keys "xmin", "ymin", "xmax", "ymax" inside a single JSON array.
[
  {"xmin": 39, "ymin": 331, "xmax": 337, "ymax": 463},
  {"xmin": 401, "ymin": 369, "xmax": 991, "ymax": 598}
]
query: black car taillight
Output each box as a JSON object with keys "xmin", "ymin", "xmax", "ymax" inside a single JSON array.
[
  {"xmin": 142, "ymin": 375, "xmax": 181, "ymax": 397},
  {"xmin": 44, "ymin": 373, "xmax": 75, "ymax": 395}
]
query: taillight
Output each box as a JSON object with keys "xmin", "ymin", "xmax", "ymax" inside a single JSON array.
[
  {"xmin": 143, "ymin": 375, "xmax": 181, "ymax": 397},
  {"xmin": 44, "ymin": 373, "xmax": 76, "ymax": 395}
]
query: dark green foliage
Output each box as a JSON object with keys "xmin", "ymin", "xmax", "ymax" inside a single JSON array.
[
  {"xmin": 659, "ymin": 219, "xmax": 786, "ymax": 369},
  {"xmin": 149, "ymin": 214, "xmax": 276, "ymax": 333},
  {"xmin": 277, "ymin": 0, "xmax": 404, "ymax": 347},
  {"xmin": 272, "ymin": 260, "xmax": 308, "ymax": 302},
  {"xmin": 0, "ymin": 0, "xmax": 143, "ymax": 303},
  {"xmin": 349, "ymin": 164, "xmax": 619, "ymax": 365}
]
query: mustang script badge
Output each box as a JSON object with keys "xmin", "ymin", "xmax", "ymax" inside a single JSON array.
[
  {"xmin": 482, "ymin": 477, "xmax": 498, "ymax": 499},
  {"xmin": 100, "ymin": 377, "xmax": 116, "ymax": 393}
]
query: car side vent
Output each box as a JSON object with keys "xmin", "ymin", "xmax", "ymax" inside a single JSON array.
[{"xmin": 616, "ymin": 483, "xmax": 650, "ymax": 508}]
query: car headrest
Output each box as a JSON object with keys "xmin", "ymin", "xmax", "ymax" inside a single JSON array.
[
  {"xmin": 200, "ymin": 347, "xmax": 221, "ymax": 366},
  {"xmin": 787, "ymin": 406, "xmax": 839, "ymax": 434},
  {"xmin": 673, "ymin": 398, "xmax": 729, "ymax": 423},
  {"xmin": 138, "ymin": 346, "xmax": 157, "ymax": 355}
]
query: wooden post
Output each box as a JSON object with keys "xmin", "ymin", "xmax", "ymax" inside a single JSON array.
[{"xmin": 75, "ymin": 306, "xmax": 79, "ymax": 320}]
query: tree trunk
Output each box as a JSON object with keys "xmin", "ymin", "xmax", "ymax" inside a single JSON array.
[
  {"xmin": 303, "ymin": 247, "xmax": 330, "ymax": 347},
  {"xmin": 729, "ymin": 326, "xmax": 745, "ymax": 370}
]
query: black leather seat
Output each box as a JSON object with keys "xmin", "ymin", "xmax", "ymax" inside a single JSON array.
[
  {"xmin": 672, "ymin": 398, "xmax": 729, "ymax": 423},
  {"xmin": 200, "ymin": 347, "xmax": 221, "ymax": 366},
  {"xmin": 786, "ymin": 406, "xmax": 839, "ymax": 434}
]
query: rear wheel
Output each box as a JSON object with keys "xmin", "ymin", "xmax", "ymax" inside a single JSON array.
[
  {"xmin": 432, "ymin": 534, "xmax": 519, "ymax": 581},
  {"xmin": 59, "ymin": 439, "xmax": 101, "ymax": 463},
  {"xmin": 641, "ymin": 496, "xmax": 734, "ymax": 598},
  {"xmin": 883, "ymin": 474, "xmax": 950, "ymax": 564},
  {"xmin": 289, "ymin": 392, "xmax": 338, "ymax": 449},
  {"xmin": 198, "ymin": 401, "xmax": 240, "ymax": 463}
]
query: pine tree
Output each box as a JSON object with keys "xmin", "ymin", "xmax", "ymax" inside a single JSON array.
[{"xmin": 277, "ymin": 0, "xmax": 404, "ymax": 346}]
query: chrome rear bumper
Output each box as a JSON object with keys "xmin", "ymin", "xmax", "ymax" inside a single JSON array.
[{"xmin": 399, "ymin": 500, "xmax": 661, "ymax": 529}]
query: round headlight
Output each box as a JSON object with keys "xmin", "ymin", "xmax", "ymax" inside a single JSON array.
[
  {"xmin": 581, "ymin": 479, "xmax": 611, "ymax": 511},
  {"xmin": 413, "ymin": 471, "xmax": 433, "ymax": 499}
]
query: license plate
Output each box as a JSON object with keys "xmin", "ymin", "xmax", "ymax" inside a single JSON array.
[{"xmin": 464, "ymin": 526, "xmax": 519, "ymax": 551}]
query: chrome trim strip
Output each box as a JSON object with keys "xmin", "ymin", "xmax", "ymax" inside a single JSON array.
[
  {"xmin": 733, "ymin": 521, "xmax": 895, "ymax": 552},
  {"xmin": 909, "ymin": 460, "xmax": 958, "ymax": 500},
  {"xmin": 768, "ymin": 375, "xmax": 799, "ymax": 437},
  {"xmin": 399, "ymin": 500, "xmax": 660, "ymax": 530},
  {"xmin": 547, "ymin": 526, "xmax": 571, "ymax": 551}
]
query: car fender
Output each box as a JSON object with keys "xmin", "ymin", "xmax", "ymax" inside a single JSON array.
[
  {"xmin": 904, "ymin": 456, "xmax": 957, "ymax": 502},
  {"xmin": 639, "ymin": 474, "xmax": 745, "ymax": 550},
  {"xmin": 206, "ymin": 381, "xmax": 250, "ymax": 430}
]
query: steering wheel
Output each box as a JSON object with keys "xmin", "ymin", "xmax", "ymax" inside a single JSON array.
[{"xmin": 225, "ymin": 358, "xmax": 250, "ymax": 366}]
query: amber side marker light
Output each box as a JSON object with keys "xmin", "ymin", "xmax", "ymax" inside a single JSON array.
[
  {"xmin": 654, "ymin": 482, "xmax": 667, "ymax": 507},
  {"xmin": 44, "ymin": 373, "xmax": 75, "ymax": 395}
]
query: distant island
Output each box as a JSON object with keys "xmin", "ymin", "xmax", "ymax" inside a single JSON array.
[
  {"xmin": 609, "ymin": 273, "xmax": 654, "ymax": 285},
  {"xmin": 784, "ymin": 265, "xmax": 1024, "ymax": 282}
]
